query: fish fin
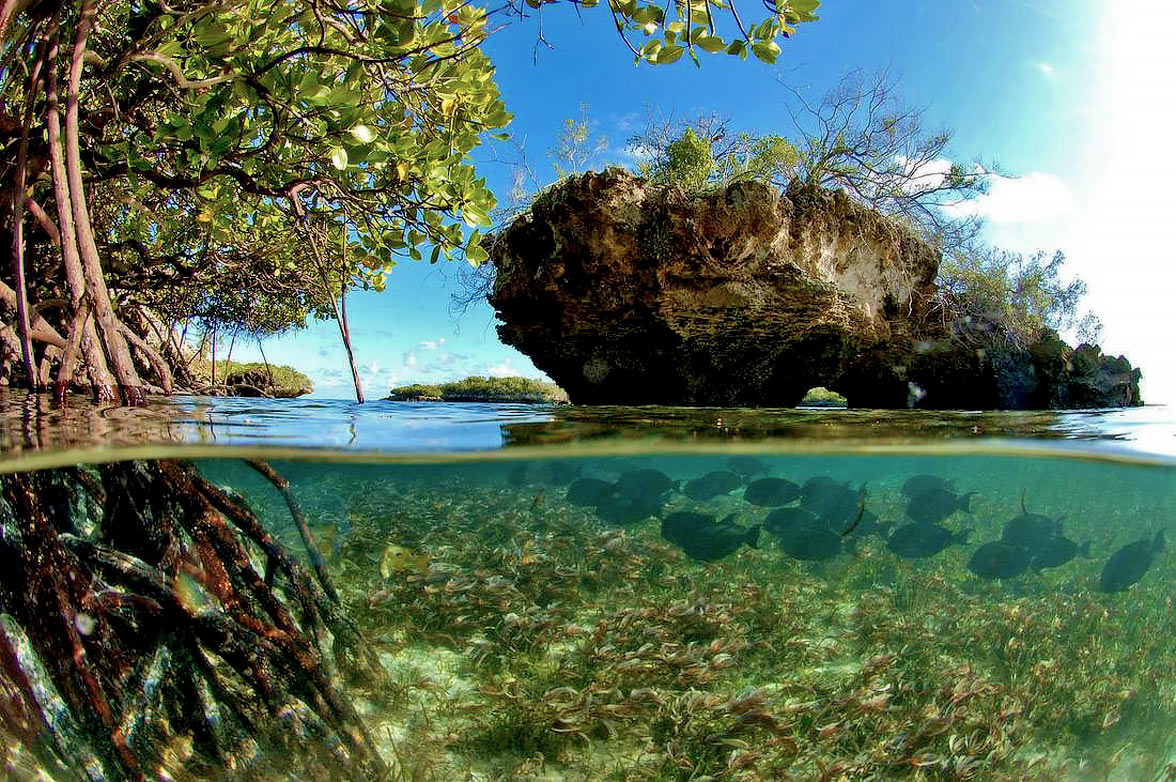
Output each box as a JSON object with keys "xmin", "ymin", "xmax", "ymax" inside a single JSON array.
[
  {"xmin": 840, "ymin": 490, "xmax": 868, "ymax": 537},
  {"xmin": 721, "ymin": 512, "xmax": 740, "ymax": 526},
  {"xmin": 746, "ymin": 525, "xmax": 761, "ymax": 549},
  {"xmin": 960, "ymin": 492, "xmax": 978, "ymax": 513},
  {"xmin": 1154, "ymin": 529, "xmax": 1166, "ymax": 553},
  {"xmin": 1020, "ymin": 488, "xmax": 1028, "ymax": 515},
  {"xmin": 412, "ymin": 553, "xmax": 430, "ymax": 573},
  {"xmin": 1080, "ymin": 540, "xmax": 1092, "ymax": 558}
]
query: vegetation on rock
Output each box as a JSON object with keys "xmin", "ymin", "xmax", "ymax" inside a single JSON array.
[
  {"xmin": 389, "ymin": 375, "xmax": 568, "ymax": 403},
  {"xmin": 799, "ymin": 386, "xmax": 847, "ymax": 407}
]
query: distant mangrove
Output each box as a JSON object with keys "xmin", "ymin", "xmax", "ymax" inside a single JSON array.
[{"xmin": 388, "ymin": 376, "xmax": 569, "ymax": 403}]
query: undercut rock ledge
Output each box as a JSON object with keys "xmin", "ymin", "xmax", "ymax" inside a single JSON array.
[{"xmin": 488, "ymin": 169, "xmax": 1141, "ymax": 409}]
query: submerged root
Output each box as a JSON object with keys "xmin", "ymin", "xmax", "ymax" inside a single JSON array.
[{"xmin": 0, "ymin": 460, "xmax": 386, "ymax": 781}]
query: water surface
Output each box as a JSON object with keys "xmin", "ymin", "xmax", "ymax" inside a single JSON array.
[{"xmin": 0, "ymin": 394, "xmax": 1172, "ymax": 780}]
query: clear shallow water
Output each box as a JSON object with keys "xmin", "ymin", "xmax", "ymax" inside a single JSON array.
[
  {"xmin": 1, "ymin": 390, "xmax": 1175, "ymax": 464},
  {"xmin": 0, "ymin": 394, "xmax": 1174, "ymax": 780}
]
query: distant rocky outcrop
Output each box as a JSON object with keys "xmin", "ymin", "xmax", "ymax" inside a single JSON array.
[{"xmin": 488, "ymin": 169, "xmax": 1141, "ymax": 409}]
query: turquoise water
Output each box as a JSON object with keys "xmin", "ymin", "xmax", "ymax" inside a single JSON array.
[{"xmin": 0, "ymin": 395, "xmax": 1174, "ymax": 780}]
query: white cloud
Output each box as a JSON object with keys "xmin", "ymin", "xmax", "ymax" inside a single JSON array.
[
  {"xmin": 1060, "ymin": 0, "xmax": 1176, "ymax": 406},
  {"xmin": 417, "ymin": 338, "xmax": 445, "ymax": 350},
  {"xmin": 895, "ymin": 156, "xmax": 953, "ymax": 195},
  {"xmin": 1034, "ymin": 62, "xmax": 1058, "ymax": 82},
  {"xmin": 484, "ymin": 362, "xmax": 519, "ymax": 378},
  {"xmin": 612, "ymin": 144, "xmax": 654, "ymax": 170},
  {"xmin": 944, "ymin": 172, "xmax": 1077, "ymax": 224}
]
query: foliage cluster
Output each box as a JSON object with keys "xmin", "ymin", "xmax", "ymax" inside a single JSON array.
[
  {"xmin": 0, "ymin": 0, "xmax": 818, "ymax": 401},
  {"xmin": 798, "ymin": 386, "xmax": 847, "ymax": 407},
  {"xmin": 188, "ymin": 359, "xmax": 313, "ymax": 397},
  {"xmin": 936, "ymin": 247, "xmax": 1102, "ymax": 348},
  {"xmin": 632, "ymin": 112, "xmax": 799, "ymax": 193}
]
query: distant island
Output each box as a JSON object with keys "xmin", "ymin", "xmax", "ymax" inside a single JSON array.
[
  {"xmin": 387, "ymin": 376, "xmax": 570, "ymax": 403},
  {"xmin": 798, "ymin": 387, "xmax": 847, "ymax": 407},
  {"xmin": 197, "ymin": 360, "xmax": 313, "ymax": 398}
]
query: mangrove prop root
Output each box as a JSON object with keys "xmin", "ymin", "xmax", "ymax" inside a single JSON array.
[
  {"xmin": 0, "ymin": 460, "xmax": 387, "ymax": 781},
  {"xmin": 245, "ymin": 459, "xmax": 340, "ymax": 602}
]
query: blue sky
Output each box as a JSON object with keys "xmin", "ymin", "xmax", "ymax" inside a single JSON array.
[{"xmin": 230, "ymin": 0, "xmax": 1176, "ymax": 405}]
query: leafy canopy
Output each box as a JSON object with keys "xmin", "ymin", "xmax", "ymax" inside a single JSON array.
[{"xmin": 2, "ymin": 0, "xmax": 817, "ymax": 346}]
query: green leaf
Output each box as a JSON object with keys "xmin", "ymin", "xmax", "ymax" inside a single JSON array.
[
  {"xmin": 785, "ymin": 0, "xmax": 820, "ymax": 20},
  {"xmin": 695, "ymin": 34, "xmax": 726, "ymax": 53},
  {"xmin": 194, "ymin": 21, "xmax": 233, "ymax": 48},
  {"xmin": 461, "ymin": 208, "xmax": 489, "ymax": 227},
  {"xmin": 351, "ymin": 125, "xmax": 377, "ymax": 143},
  {"xmin": 330, "ymin": 147, "xmax": 349, "ymax": 169},
  {"xmin": 750, "ymin": 40, "xmax": 781, "ymax": 64},
  {"xmin": 656, "ymin": 44, "xmax": 684, "ymax": 64},
  {"xmin": 465, "ymin": 244, "xmax": 488, "ymax": 267}
]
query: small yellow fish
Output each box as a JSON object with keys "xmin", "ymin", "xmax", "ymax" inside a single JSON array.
[{"xmin": 379, "ymin": 544, "xmax": 429, "ymax": 579}]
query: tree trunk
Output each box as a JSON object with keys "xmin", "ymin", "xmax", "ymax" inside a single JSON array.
[
  {"xmin": 8, "ymin": 40, "xmax": 49, "ymax": 390},
  {"xmin": 64, "ymin": 0, "xmax": 143, "ymax": 404},
  {"xmin": 42, "ymin": 17, "xmax": 116, "ymax": 401},
  {"xmin": 336, "ymin": 286, "xmax": 364, "ymax": 403},
  {"xmin": 305, "ymin": 223, "xmax": 364, "ymax": 403}
]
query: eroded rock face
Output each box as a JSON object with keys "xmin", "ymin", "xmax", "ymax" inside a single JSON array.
[
  {"xmin": 490, "ymin": 170, "xmax": 939, "ymax": 406},
  {"xmin": 489, "ymin": 170, "xmax": 1142, "ymax": 409}
]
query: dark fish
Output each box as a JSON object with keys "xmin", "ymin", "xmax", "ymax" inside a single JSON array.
[
  {"xmin": 616, "ymin": 469, "xmax": 675, "ymax": 501},
  {"xmin": 837, "ymin": 488, "xmax": 868, "ymax": 537},
  {"xmin": 851, "ymin": 508, "xmax": 891, "ymax": 539},
  {"xmin": 565, "ymin": 478, "xmax": 614, "ymax": 507},
  {"xmin": 967, "ymin": 541, "xmax": 1032, "ymax": 580},
  {"xmin": 1001, "ymin": 493, "xmax": 1082, "ymax": 569},
  {"xmin": 774, "ymin": 525, "xmax": 845, "ymax": 561},
  {"xmin": 1001, "ymin": 493, "xmax": 1062, "ymax": 550},
  {"xmin": 887, "ymin": 523, "xmax": 969, "ymax": 559},
  {"xmin": 661, "ymin": 511, "xmax": 760, "ymax": 562},
  {"xmin": 1099, "ymin": 530, "xmax": 1165, "ymax": 593},
  {"xmin": 744, "ymin": 477, "xmax": 801, "ymax": 507},
  {"xmin": 905, "ymin": 487, "xmax": 976, "ymax": 526},
  {"xmin": 1029, "ymin": 536, "xmax": 1089, "ymax": 570},
  {"xmin": 1001, "ymin": 512, "xmax": 1061, "ymax": 550},
  {"xmin": 901, "ymin": 474, "xmax": 955, "ymax": 499},
  {"xmin": 763, "ymin": 507, "xmax": 820, "ymax": 535},
  {"xmin": 508, "ymin": 461, "xmax": 579, "ymax": 487},
  {"xmin": 727, "ymin": 456, "xmax": 769, "ymax": 478},
  {"xmin": 800, "ymin": 477, "xmax": 859, "ymax": 527},
  {"xmin": 683, "ymin": 470, "xmax": 743, "ymax": 501},
  {"xmin": 595, "ymin": 490, "xmax": 660, "ymax": 526}
]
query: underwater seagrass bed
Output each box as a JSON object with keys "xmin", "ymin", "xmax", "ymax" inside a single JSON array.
[{"xmin": 148, "ymin": 448, "xmax": 1176, "ymax": 781}]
